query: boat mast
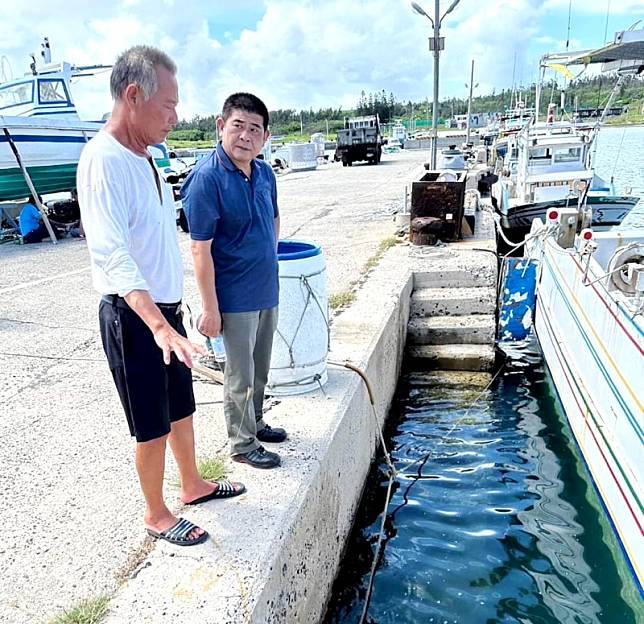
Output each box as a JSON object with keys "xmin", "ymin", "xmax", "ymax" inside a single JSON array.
[{"xmin": 534, "ymin": 58, "xmax": 547, "ymax": 123}]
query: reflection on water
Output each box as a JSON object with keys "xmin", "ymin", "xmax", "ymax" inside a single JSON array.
[{"xmin": 324, "ymin": 353, "xmax": 641, "ymax": 624}]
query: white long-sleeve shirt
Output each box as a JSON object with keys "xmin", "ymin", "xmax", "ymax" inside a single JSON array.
[{"xmin": 76, "ymin": 131, "xmax": 183, "ymax": 303}]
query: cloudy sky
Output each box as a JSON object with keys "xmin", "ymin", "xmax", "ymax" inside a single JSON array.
[{"xmin": 1, "ymin": 0, "xmax": 642, "ymax": 121}]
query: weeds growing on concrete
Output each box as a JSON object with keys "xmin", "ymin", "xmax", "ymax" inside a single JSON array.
[
  {"xmin": 115, "ymin": 539, "xmax": 155, "ymax": 585},
  {"xmin": 197, "ymin": 456, "xmax": 228, "ymax": 481},
  {"xmin": 169, "ymin": 455, "xmax": 228, "ymax": 489},
  {"xmin": 50, "ymin": 595, "xmax": 109, "ymax": 624},
  {"xmin": 329, "ymin": 290, "xmax": 357, "ymax": 310},
  {"xmin": 329, "ymin": 237, "xmax": 400, "ymax": 312},
  {"xmin": 365, "ymin": 236, "xmax": 400, "ymax": 271}
]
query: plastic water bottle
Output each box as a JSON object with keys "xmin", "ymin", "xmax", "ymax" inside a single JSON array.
[{"xmin": 208, "ymin": 335, "xmax": 226, "ymax": 363}]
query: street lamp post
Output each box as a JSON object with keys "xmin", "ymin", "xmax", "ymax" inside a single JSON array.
[
  {"xmin": 465, "ymin": 59, "xmax": 478, "ymax": 145},
  {"xmin": 412, "ymin": 0, "xmax": 460, "ymax": 169}
]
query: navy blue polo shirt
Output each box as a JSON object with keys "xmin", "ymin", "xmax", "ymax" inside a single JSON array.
[{"xmin": 181, "ymin": 144, "xmax": 279, "ymax": 313}]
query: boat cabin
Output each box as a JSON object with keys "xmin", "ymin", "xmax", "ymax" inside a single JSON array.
[
  {"xmin": 516, "ymin": 123, "xmax": 592, "ymax": 203},
  {"xmin": 0, "ymin": 62, "xmax": 81, "ymax": 120}
]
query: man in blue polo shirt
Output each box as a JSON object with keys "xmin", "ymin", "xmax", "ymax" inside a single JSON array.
[{"xmin": 182, "ymin": 92, "xmax": 286, "ymax": 469}]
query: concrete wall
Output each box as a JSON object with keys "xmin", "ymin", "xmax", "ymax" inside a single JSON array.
[{"xmin": 251, "ymin": 248, "xmax": 413, "ymax": 622}]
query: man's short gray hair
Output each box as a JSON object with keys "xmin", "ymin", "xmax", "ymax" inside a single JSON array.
[{"xmin": 110, "ymin": 45, "xmax": 176, "ymax": 101}]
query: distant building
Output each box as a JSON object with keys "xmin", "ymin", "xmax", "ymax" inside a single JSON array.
[
  {"xmin": 574, "ymin": 106, "xmax": 624, "ymax": 119},
  {"xmin": 449, "ymin": 113, "xmax": 489, "ymax": 129}
]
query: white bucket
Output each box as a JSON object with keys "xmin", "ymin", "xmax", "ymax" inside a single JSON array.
[{"xmin": 267, "ymin": 239, "xmax": 329, "ymax": 395}]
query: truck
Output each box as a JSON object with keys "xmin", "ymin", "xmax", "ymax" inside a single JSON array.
[{"xmin": 334, "ymin": 115, "xmax": 382, "ymax": 166}]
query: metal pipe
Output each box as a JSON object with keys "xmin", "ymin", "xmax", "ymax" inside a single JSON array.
[{"xmin": 2, "ymin": 127, "xmax": 57, "ymax": 244}]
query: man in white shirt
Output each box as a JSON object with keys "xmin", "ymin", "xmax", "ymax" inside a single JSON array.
[{"xmin": 77, "ymin": 45, "xmax": 245, "ymax": 547}]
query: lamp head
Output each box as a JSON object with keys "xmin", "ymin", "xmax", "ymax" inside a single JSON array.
[
  {"xmin": 444, "ymin": 0, "xmax": 461, "ymax": 16},
  {"xmin": 411, "ymin": 2, "xmax": 429, "ymax": 18}
]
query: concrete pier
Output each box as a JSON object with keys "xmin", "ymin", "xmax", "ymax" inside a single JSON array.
[{"xmin": 0, "ymin": 149, "xmax": 499, "ymax": 623}]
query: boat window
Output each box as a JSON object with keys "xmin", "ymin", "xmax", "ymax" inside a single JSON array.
[
  {"xmin": 529, "ymin": 147, "xmax": 550, "ymax": 160},
  {"xmin": 0, "ymin": 81, "xmax": 34, "ymax": 109},
  {"xmin": 553, "ymin": 147, "xmax": 581, "ymax": 163},
  {"xmin": 38, "ymin": 79, "xmax": 69, "ymax": 104}
]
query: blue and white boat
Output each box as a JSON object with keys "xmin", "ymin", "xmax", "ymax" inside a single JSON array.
[{"xmin": 0, "ymin": 39, "xmax": 109, "ymax": 201}]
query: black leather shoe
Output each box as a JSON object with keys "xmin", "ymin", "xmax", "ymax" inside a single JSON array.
[
  {"xmin": 232, "ymin": 446, "xmax": 281, "ymax": 469},
  {"xmin": 256, "ymin": 424, "xmax": 288, "ymax": 443}
]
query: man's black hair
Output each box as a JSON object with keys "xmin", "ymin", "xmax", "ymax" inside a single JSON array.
[{"xmin": 222, "ymin": 93, "xmax": 269, "ymax": 130}]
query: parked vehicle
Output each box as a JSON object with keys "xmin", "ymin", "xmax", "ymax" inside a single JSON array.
[{"xmin": 334, "ymin": 115, "xmax": 382, "ymax": 166}]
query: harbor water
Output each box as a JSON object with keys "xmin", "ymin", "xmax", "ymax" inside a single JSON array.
[
  {"xmin": 593, "ymin": 125, "xmax": 644, "ymax": 227},
  {"xmin": 324, "ymin": 352, "xmax": 642, "ymax": 623}
]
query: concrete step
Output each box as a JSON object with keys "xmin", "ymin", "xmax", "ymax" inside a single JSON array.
[
  {"xmin": 411, "ymin": 286, "xmax": 495, "ymax": 317},
  {"xmin": 407, "ymin": 314, "xmax": 496, "ymax": 345},
  {"xmin": 403, "ymin": 369, "xmax": 495, "ymax": 389},
  {"xmin": 406, "ymin": 344, "xmax": 496, "ymax": 372},
  {"xmin": 411, "ymin": 250, "xmax": 497, "ymax": 289}
]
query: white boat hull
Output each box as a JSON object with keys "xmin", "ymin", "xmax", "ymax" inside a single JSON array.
[
  {"xmin": 534, "ymin": 236, "xmax": 644, "ymax": 593},
  {"xmin": 0, "ymin": 115, "xmax": 101, "ymax": 200}
]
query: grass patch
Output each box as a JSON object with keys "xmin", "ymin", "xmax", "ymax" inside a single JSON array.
[
  {"xmin": 168, "ymin": 140, "xmax": 215, "ymax": 149},
  {"xmin": 197, "ymin": 456, "xmax": 228, "ymax": 481},
  {"xmin": 169, "ymin": 455, "xmax": 228, "ymax": 489},
  {"xmin": 364, "ymin": 236, "xmax": 400, "ymax": 271},
  {"xmin": 329, "ymin": 290, "xmax": 357, "ymax": 310},
  {"xmin": 50, "ymin": 595, "xmax": 110, "ymax": 624},
  {"xmin": 605, "ymin": 113, "xmax": 644, "ymax": 126}
]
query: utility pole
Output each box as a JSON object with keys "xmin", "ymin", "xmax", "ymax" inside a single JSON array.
[
  {"xmin": 300, "ymin": 111, "xmax": 303, "ymax": 135},
  {"xmin": 465, "ymin": 59, "xmax": 474, "ymax": 145}
]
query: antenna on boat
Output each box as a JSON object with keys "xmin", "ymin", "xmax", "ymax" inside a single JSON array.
[
  {"xmin": 41, "ymin": 37, "xmax": 51, "ymax": 64},
  {"xmin": 0, "ymin": 55, "xmax": 12, "ymax": 83}
]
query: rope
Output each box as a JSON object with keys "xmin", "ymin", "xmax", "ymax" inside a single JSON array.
[
  {"xmin": 0, "ymin": 351, "xmax": 103, "ymax": 362},
  {"xmin": 610, "ymin": 127, "xmax": 627, "ymax": 183},
  {"xmin": 326, "ymin": 359, "xmax": 395, "ymax": 624},
  {"xmin": 271, "ymin": 271, "xmax": 330, "ymax": 388},
  {"xmin": 394, "ymin": 364, "xmax": 506, "ymax": 481},
  {"xmin": 603, "ymin": 0, "xmax": 612, "ymax": 44}
]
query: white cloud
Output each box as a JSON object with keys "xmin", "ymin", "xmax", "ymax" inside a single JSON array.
[
  {"xmin": 543, "ymin": 0, "xmax": 644, "ymax": 14},
  {"xmin": 0, "ymin": 0, "xmax": 637, "ymax": 121}
]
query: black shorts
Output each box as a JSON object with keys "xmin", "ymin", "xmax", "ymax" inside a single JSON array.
[{"xmin": 99, "ymin": 296, "xmax": 196, "ymax": 443}]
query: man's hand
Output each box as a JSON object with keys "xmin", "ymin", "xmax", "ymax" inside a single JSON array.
[
  {"xmin": 197, "ymin": 308, "xmax": 222, "ymax": 338},
  {"xmin": 152, "ymin": 324, "xmax": 205, "ymax": 368},
  {"xmin": 124, "ymin": 289, "xmax": 206, "ymax": 368}
]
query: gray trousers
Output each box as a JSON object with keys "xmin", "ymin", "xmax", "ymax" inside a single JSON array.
[{"xmin": 221, "ymin": 306, "xmax": 278, "ymax": 455}]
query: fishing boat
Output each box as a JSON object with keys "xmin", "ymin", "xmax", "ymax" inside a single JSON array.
[
  {"xmin": 526, "ymin": 210, "xmax": 644, "ymax": 595},
  {"xmin": 0, "ymin": 38, "xmax": 110, "ymax": 201},
  {"xmin": 502, "ymin": 26, "xmax": 644, "ymax": 594},
  {"xmin": 491, "ymin": 118, "xmax": 638, "ymax": 240},
  {"xmin": 391, "ymin": 121, "xmax": 407, "ymax": 147},
  {"xmin": 490, "ymin": 40, "xmax": 641, "ymax": 241}
]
